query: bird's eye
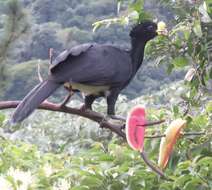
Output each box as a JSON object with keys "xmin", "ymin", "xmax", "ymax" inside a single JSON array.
[{"xmin": 147, "ymin": 25, "xmax": 154, "ymax": 30}]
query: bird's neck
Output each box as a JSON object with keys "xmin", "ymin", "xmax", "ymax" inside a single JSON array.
[{"xmin": 130, "ymin": 38, "xmax": 147, "ymax": 72}]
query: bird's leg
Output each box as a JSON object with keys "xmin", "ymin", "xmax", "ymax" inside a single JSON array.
[
  {"xmin": 80, "ymin": 95, "xmax": 97, "ymax": 111},
  {"xmin": 60, "ymin": 93, "xmax": 73, "ymax": 107},
  {"xmin": 106, "ymin": 91, "xmax": 126, "ymax": 122},
  {"xmin": 60, "ymin": 85, "xmax": 74, "ymax": 107}
]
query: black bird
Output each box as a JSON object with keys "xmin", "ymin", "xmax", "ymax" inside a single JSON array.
[{"xmin": 11, "ymin": 21, "xmax": 167, "ymax": 123}]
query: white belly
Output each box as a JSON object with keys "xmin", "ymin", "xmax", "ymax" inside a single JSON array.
[{"xmin": 64, "ymin": 82, "xmax": 110, "ymax": 96}]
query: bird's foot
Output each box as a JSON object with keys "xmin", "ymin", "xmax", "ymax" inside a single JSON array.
[
  {"xmin": 80, "ymin": 104, "xmax": 92, "ymax": 112},
  {"xmin": 103, "ymin": 114, "xmax": 126, "ymax": 125},
  {"xmin": 108, "ymin": 114, "xmax": 126, "ymax": 121}
]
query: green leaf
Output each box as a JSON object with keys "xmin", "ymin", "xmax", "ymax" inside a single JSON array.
[
  {"xmin": 167, "ymin": 63, "xmax": 174, "ymax": 74},
  {"xmin": 172, "ymin": 105, "xmax": 179, "ymax": 117},
  {"xmin": 109, "ymin": 181, "xmax": 124, "ymax": 189},
  {"xmin": 159, "ymin": 182, "xmax": 173, "ymax": 190},
  {"xmin": 177, "ymin": 161, "xmax": 191, "ymax": 171},
  {"xmin": 80, "ymin": 176, "xmax": 103, "ymax": 188},
  {"xmin": 183, "ymin": 30, "xmax": 191, "ymax": 41},
  {"xmin": 174, "ymin": 174, "xmax": 192, "ymax": 188},
  {"xmin": 0, "ymin": 113, "xmax": 5, "ymax": 126},
  {"xmin": 192, "ymin": 114, "xmax": 208, "ymax": 128},
  {"xmin": 130, "ymin": 0, "xmax": 144, "ymax": 12},
  {"xmin": 196, "ymin": 156, "xmax": 212, "ymax": 166},
  {"xmin": 206, "ymin": 101, "xmax": 212, "ymax": 113},
  {"xmin": 184, "ymin": 177, "xmax": 203, "ymax": 190},
  {"xmin": 172, "ymin": 57, "xmax": 188, "ymax": 68},
  {"xmin": 209, "ymin": 67, "xmax": 212, "ymax": 79},
  {"xmin": 193, "ymin": 20, "xmax": 202, "ymax": 38},
  {"xmin": 205, "ymin": 0, "xmax": 212, "ymax": 15},
  {"xmin": 71, "ymin": 186, "xmax": 89, "ymax": 190},
  {"xmin": 50, "ymin": 170, "xmax": 70, "ymax": 180}
]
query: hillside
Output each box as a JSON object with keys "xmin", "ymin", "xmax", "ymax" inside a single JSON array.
[{"xmin": 0, "ymin": 0, "xmax": 183, "ymax": 100}]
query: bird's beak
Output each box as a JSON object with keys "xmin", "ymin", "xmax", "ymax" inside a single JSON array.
[{"xmin": 157, "ymin": 21, "xmax": 168, "ymax": 36}]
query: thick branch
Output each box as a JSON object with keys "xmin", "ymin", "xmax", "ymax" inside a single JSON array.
[
  {"xmin": 0, "ymin": 101, "xmax": 206, "ymax": 139},
  {"xmin": 0, "ymin": 100, "xmax": 126, "ymax": 138},
  {"xmin": 140, "ymin": 152, "xmax": 169, "ymax": 180}
]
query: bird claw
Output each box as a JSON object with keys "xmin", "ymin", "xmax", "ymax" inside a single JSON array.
[
  {"xmin": 108, "ymin": 115, "xmax": 126, "ymax": 122},
  {"xmin": 100, "ymin": 115, "xmax": 126, "ymax": 126},
  {"xmin": 80, "ymin": 104, "xmax": 92, "ymax": 112}
]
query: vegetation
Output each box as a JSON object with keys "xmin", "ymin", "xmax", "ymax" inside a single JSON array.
[
  {"xmin": 0, "ymin": 89, "xmax": 211, "ymax": 189},
  {"xmin": 0, "ymin": 0, "xmax": 211, "ymax": 189}
]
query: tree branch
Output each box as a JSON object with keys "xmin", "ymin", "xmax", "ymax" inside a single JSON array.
[
  {"xmin": 137, "ymin": 119, "xmax": 165, "ymax": 127},
  {"xmin": 0, "ymin": 100, "xmax": 126, "ymax": 138},
  {"xmin": 140, "ymin": 152, "xmax": 171, "ymax": 180},
  {"xmin": 145, "ymin": 131, "xmax": 206, "ymax": 139},
  {"xmin": 0, "ymin": 101, "xmax": 206, "ymax": 140}
]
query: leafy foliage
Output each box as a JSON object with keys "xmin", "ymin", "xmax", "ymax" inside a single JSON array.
[
  {"xmin": 146, "ymin": 1, "xmax": 212, "ymax": 130},
  {"xmin": 0, "ymin": 104, "xmax": 211, "ymax": 189}
]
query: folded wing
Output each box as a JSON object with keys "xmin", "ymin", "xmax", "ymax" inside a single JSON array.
[{"xmin": 49, "ymin": 44, "xmax": 132, "ymax": 88}]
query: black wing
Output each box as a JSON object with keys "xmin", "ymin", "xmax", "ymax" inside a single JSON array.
[
  {"xmin": 50, "ymin": 43, "xmax": 94, "ymax": 72},
  {"xmin": 49, "ymin": 44, "xmax": 132, "ymax": 87}
]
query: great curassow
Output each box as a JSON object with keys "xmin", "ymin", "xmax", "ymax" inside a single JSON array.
[{"xmin": 11, "ymin": 21, "xmax": 167, "ymax": 123}]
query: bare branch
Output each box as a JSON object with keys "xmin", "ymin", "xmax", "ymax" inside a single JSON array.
[
  {"xmin": 0, "ymin": 100, "xmax": 126, "ymax": 138},
  {"xmin": 145, "ymin": 134, "xmax": 166, "ymax": 138},
  {"xmin": 37, "ymin": 60, "xmax": 43, "ymax": 82},
  {"xmin": 181, "ymin": 131, "xmax": 206, "ymax": 136},
  {"xmin": 140, "ymin": 152, "xmax": 171, "ymax": 180},
  {"xmin": 137, "ymin": 119, "xmax": 165, "ymax": 127},
  {"xmin": 0, "ymin": 101, "xmax": 206, "ymax": 139},
  {"xmin": 145, "ymin": 131, "xmax": 206, "ymax": 139}
]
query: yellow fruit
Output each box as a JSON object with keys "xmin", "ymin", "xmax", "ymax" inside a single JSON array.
[
  {"xmin": 157, "ymin": 21, "xmax": 166, "ymax": 31},
  {"xmin": 157, "ymin": 21, "xmax": 168, "ymax": 35}
]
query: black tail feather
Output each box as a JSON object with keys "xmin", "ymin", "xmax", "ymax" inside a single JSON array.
[{"xmin": 11, "ymin": 80, "xmax": 60, "ymax": 123}]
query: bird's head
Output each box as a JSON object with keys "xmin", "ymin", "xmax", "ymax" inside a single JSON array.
[{"xmin": 130, "ymin": 21, "xmax": 167, "ymax": 42}]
